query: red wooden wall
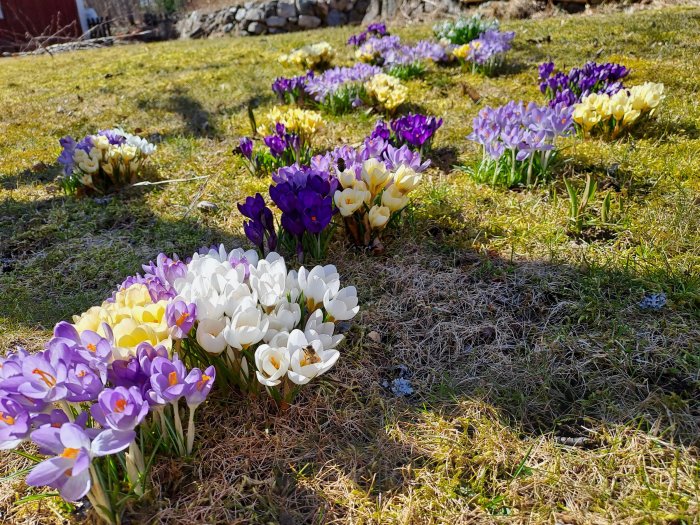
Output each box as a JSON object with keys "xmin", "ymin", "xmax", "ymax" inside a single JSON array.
[{"xmin": 0, "ymin": 0, "xmax": 81, "ymax": 49}]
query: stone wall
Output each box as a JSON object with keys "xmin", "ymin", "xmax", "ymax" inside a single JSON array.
[{"xmin": 174, "ymin": 0, "xmax": 469, "ymax": 38}]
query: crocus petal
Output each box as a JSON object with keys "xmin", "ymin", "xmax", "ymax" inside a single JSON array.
[
  {"xmin": 91, "ymin": 429, "xmax": 135, "ymax": 456},
  {"xmin": 26, "ymin": 456, "xmax": 73, "ymax": 487},
  {"xmin": 58, "ymin": 469, "xmax": 92, "ymax": 501}
]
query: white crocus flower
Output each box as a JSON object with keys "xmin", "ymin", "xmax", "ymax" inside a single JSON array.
[
  {"xmin": 250, "ymin": 253, "xmax": 287, "ymax": 311},
  {"xmin": 298, "ymin": 265, "xmax": 340, "ymax": 311},
  {"xmin": 286, "ymin": 270, "xmax": 301, "ymax": 303},
  {"xmin": 178, "ymin": 276, "xmax": 227, "ymax": 321},
  {"xmin": 286, "ymin": 330, "xmax": 339, "ymax": 385},
  {"xmin": 196, "ymin": 318, "xmax": 228, "ymax": 355},
  {"xmin": 323, "ymin": 286, "xmax": 359, "ymax": 321},
  {"xmin": 223, "ymin": 280, "xmax": 256, "ymax": 317},
  {"xmin": 304, "ymin": 310, "xmax": 344, "ymax": 350},
  {"xmin": 224, "ymin": 298, "xmax": 269, "ymax": 349},
  {"xmin": 255, "ymin": 334, "xmax": 291, "ymax": 387},
  {"xmin": 264, "ymin": 300, "xmax": 301, "ymax": 343}
]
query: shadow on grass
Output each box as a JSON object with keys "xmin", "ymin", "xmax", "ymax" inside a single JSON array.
[
  {"xmin": 0, "ymin": 184, "xmax": 243, "ymax": 331},
  {"xmin": 137, "ymin": 87, "xmax": 221, "ymax": 139}
]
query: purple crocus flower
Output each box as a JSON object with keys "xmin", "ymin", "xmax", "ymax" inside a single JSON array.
[
  {"xmin": 65, "ymin": 361, "xmax": 103, "ymax": 402},
  {"xmin": 237, "ymin": 137, "xmax": 253, "ymax": 160},
  {"xmin": 166, "ymin": 300, "xmax": 197, "ymax": 340},
  {"xmin": 136, "ymin": 343, "xmax": 169, "ymax": 375},
  {"xmin": 17, "ymin": 351, "xmax": 69, "ymax": 403},
  {"xmin": 109, "ymin": 356, "xmax": 148, "ymax": 391},
  {"xmin": 91, "ymin": 386, "xmax": 149, "ymax": 432},
  {"xmin": 238, "ymin": 193, "xmax": 278, "ymax": 254},
  {"xmin": 148, "ymin": 355, "xmax": 189, "ymax": 404},
  {"xmin": 0, "ymin": 396, "xmax": 31, "ymax": 450},
  {"xmin": 57, "ymin": 136, "xmax": 77, "ymax": 175},
  {"xmin": 184, "ymin": 366, "xmax": 216, "ymax": 408},
  {"xmin": 27, "ymin": 423, "xmax": 133, "ymax": 501},
  {"xmin": 390, "ymin": 113, "xmax": 443, "ymax": 149}
]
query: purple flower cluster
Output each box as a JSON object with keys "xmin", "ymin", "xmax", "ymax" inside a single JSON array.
[
  {"xmin": 469, "ymin": 101, "xmax": 574, "ymax": 160},
  {"xmin": 235, "ymin": 126, "xmax": 310, "ymax": 177},
  {"xmin": 390, "ymin": 114, "xmax": 443, "ymax": 150},
  {"xmin": 305, "ymin": 63, "xmax": 382, "ymax": 103},
  {"xmin": 359, "ymin": 35, "xmax": 448, "ymax": 67},
  {"xmin": 466, "ymin": 30, "xmax": 515, "ymax": 68},
  {"xmin": 317, "ymin": 133, "xmax": 431, "ymax": 180},
  {"xmin": 347, "ymin": 22, "xmax": 388, "ymax": 47},
  {"xmin": 268, "ymin": 166, "xmax": 338, "ymax": 258},
  {"xmin": 272, "ymin": 71, "xmax": 314, "ymax": 104},
  {"xmin": 467, "ymin": 101, "xmax": 574, "ymax": 185},
  {"xmin": 116, "ymin": 253, "xmax": 186, "ymax": 303},
  {"xmin": 538, "ymin": 61, "xmax": 629, "ymax": 107},
  {"xmin": 0, "ymin": 321, "xmax": 214, "ymax": 501},
  {"xmin": 238, "ymin": 193, "xmax": 278, "ymax": 255}
]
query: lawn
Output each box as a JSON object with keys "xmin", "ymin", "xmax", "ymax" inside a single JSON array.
[{"xmin": 1, "ymin": 6, "xmax": 699, "ymax": 524}]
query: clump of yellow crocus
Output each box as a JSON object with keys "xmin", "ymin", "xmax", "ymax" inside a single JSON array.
[{"xmin": 573, "ymin": 83, "xmax": 664, "ymax": 138}]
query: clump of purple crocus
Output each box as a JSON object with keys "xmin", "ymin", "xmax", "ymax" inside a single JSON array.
[
  {"xmin": 238, "ymin": 193, "xmax": 278, "ymax": 256},
  {"xmin": 467, "ymin": 101, "xmax": 574, "ymax": 186},
  {"xmin": 459, "ymin": 30, "xmax": 515, "ymax": 75},
  {"xmin": 272, "ymin": 71, "xmax": 314, "ymax": 105},
  {"xmin": 538, "ymin": 61, "xmax": 629, "ymax": 107},
  {"xmin": 268, "ymin": 165, "xmax": 339, "ymax": 261},
  {"xmin": 347, "ymin": 22, "xmax": 388, "ymax": 47},
  {"xmin": 0, "ymin": 318, "xmax": 215, "ymax": 513},
  {"xmin": 305, "ymin": 63, "xmax": 382, "ymax": 112},
  {"xmin": 390, "ymin": 114, "xmax": 443, "ymax": 152},
  {"xmin": 235, "ymin": 124, "xmax": 310, "ymax": 177}
]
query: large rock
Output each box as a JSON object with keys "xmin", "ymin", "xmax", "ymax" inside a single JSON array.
[
  {"xmin": 296, "ymin": 0, "xmax": 316, "ymax": 15},
  {"xmin": 277, "ymin": 0, "xmax": 297, "ymax": 17},
  {"xmin": 298, "ymin": 14, "xmax": 322, "ymax": 28},
  {"xmin": 245, "ymin": 7, "xmax": 265, "ymax": 21},
  {"xmin": 235, "ymin": 8, "xmax": 247, "ymax": 21},
  {"xmin": 266, "ymin": 15, "xmax": 287, "ymax": 27},
  {"xmin": 330, "ymin": 0, "xmax": 352, "ymax": 10},
  {"xmin": 326, "ymin": 9, "xmax": 347, "ymax": 26}
]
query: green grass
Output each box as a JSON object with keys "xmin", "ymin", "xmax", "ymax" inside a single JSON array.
[{"xmin": 1, "ymin": 7, "xmax": 699, "ymax": 524}]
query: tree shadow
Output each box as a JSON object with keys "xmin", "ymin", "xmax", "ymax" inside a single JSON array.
[
  {"xmin": 427, "ymin": 145, "xmax": 459, "ymax": 173},
  {"xmin": 136, "ymin": 87, "xmax": 220, "ymax": 139},
  {"xmin": 0, "ymin": 161, "xmax": 63, "ymax": 190},
  {"xmin": 627, "ymin": 116, "xmax": 700, "ymax": 141},
  {"xmin": 0, "ymin": 183, "xmax": 244, "ymax": 331}
]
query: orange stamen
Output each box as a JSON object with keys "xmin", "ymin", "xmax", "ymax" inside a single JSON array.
[
  {"xmin": 87, "ymin": 343, "xmax": 97, "ymax": 352},
  {"xmin": 32, "ymin": 369, "xmax": 57, "ymax": 388},
  {"xmin": 0, "ymin": 413, "xmax": 15, "ymax": 425},
  {"xmin": 168, "ymin": 371, "xmax": 178, "ymax": 386},
  {"xmin": 196, "ymin": 374, "xmax": 211, "ymax": 391},
  {"xmin": 175, "ymin": 312, "xmax": 190, "ymax": 327},
  {"xmin": 114, "ymin": 398, "xmax": 128, "ymax": 413},
  {"xmin": 60, "ymin": 448, "xmax": 79, "ymax": 459}
]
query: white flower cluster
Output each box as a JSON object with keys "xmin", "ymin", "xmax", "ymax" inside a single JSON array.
[{"xmin": 173, "ymin": 246, "xmax": 358, "ymax": 392}]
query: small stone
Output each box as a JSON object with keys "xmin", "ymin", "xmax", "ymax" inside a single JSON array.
[
  {"xmin": 367, "ymin": 331, "xmax": 381, "ymax": 343},
  {"xmin": 266, "ymin": 15, "xmax": 287, "ymax": 27},
  {"xmin": 235, "ymin": 8, "xmax": 247, "ymax": 21},
  {"xmin": 246, "ymin": 21, "xmax": 266, "ymax": 34},
  {"xmin": 197, "ymin": 201, "xmax": 219, "ymax": 213},
  {"xmin": 298, "ymin": 14, "xmax": 321, "ymax": 28},
  {"xmin": 223, "ymin": 23, "xmax": 234, "ymax": 33}
]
